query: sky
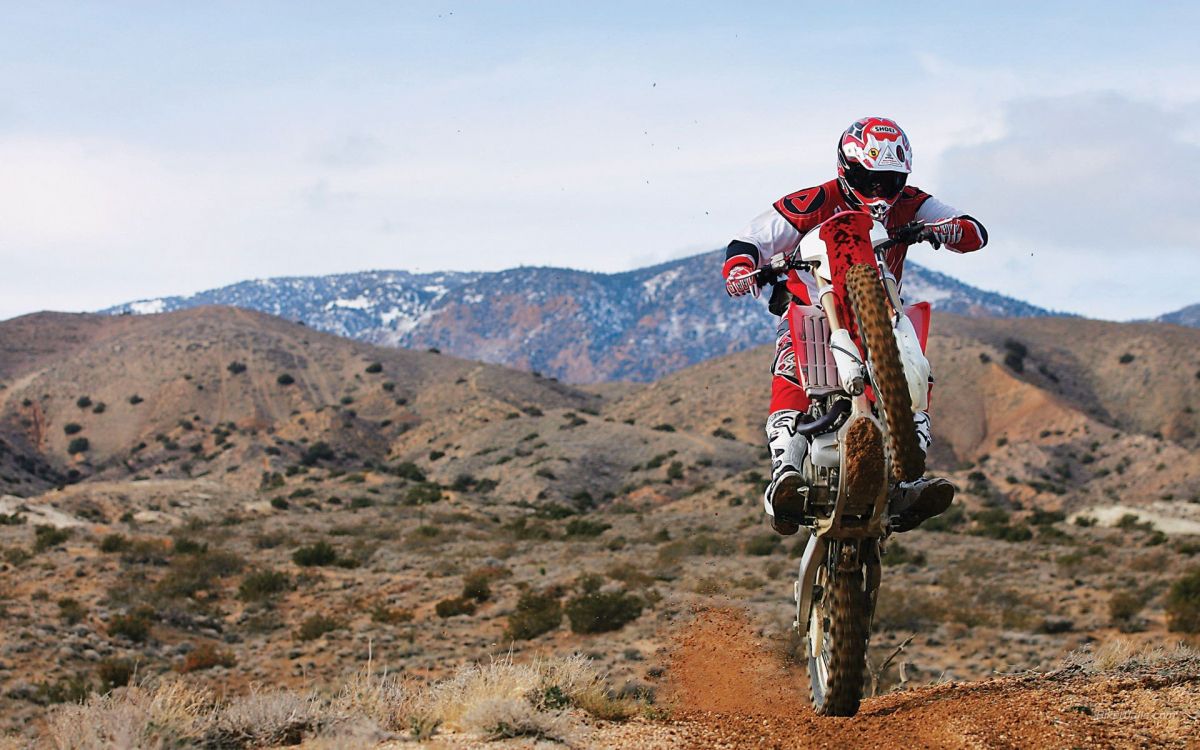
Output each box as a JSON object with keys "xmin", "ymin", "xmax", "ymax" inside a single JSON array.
[{"xmin": 1, "ymin": 1, "xmax": 1199, "ymax": 321}]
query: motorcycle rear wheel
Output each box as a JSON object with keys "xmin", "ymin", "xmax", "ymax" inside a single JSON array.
[
  {"xmin": 807, "ymin": 548, "xmax": 869, "ymax": 716},
  {"xmin": 844, "ymin": 263, "xmax": 925, "ymax": 482}
]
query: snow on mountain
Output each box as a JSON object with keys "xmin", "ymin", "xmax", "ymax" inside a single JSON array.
[
  {"xmin": 104, "ymin": 250, "xmax": 1057, "ymax": 383},
  {"xmin": 1155, "ymin": 303, "xmax": 1200, "ymax": 329}
]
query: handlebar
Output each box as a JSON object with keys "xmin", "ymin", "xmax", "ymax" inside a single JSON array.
[
  {"xmin": 874, "ymin": 220, "xmax": 940, "ymax": 252},
  {"xmin": 754, "ymin": 221, "xmax": 940, "ymax": 289}
]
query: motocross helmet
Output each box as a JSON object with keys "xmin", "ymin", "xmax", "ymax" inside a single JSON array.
[{"xmin": 836, "ymin": 117, "xmax": 912, "ymax": 220}]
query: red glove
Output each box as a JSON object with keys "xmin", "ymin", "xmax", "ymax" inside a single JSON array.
[
  {"xmin": 924, "ymin": 218, "xmax": 962, "ymax": 247},
  {"xmin": 723, "ymin": 257, "xmax": 759, "ymax": 298},
  {"xmin": 924, "ymin": 217, "xmax": 986, "ymax": 252}
]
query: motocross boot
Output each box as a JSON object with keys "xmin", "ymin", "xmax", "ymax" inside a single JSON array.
[
  {"xmin": 889, "ymin": 412, "xmax": 955, "ymax": 531},
  {"xmin": 763, "ymin": 410, "xmax": 810, "ymax": 536}
]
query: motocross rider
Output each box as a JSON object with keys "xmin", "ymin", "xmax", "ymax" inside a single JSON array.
[{"xmin": 724, "ymin": 117, "xmax": 987, "ymax": 536}]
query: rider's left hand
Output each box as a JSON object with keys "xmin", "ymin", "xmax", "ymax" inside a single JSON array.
[{"xmin": 924, "ymin": 218, "xmax": 963, "ymax": 247}]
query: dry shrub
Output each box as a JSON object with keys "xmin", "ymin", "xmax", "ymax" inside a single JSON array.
[
  {"xmin": 570, "ymin": 688, "xmax": 637, "ymax": 721},
  {"xmin": 46, "ymin": 653, "xmax": 630, "ymax": 747},
  {"xmin": 178, "ymin": 642, "xmax": 236, "ymax": 673},
  {"xmin": 47, "ymin": 680, "xmax": 213, "ymax": 749},
  {"xmin": 205, "ymin": 689, "xmax": 323, "ymax": 747},
  {"xmin": 461, "ymin": 698, "xmax": 570, "ymax": 741},
  {"xmin": 1061, "ymin": 640, "xmax": 1200, "ymax": 674},
  {"xmin": 302, "ymin": 719, "xmax": 393, "ymax": 749},
  {"xmin": 330, "ymin": 666, "xmax": 429, "ymax": 734}
]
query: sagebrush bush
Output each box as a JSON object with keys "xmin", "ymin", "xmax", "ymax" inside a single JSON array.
[
  {"xmin": 67, "ymin": 437, "xmax": 90, "ymax": 454},
  {"xmin": 743, "ymin": 533, "xmax": 781, "ymax": 556},
  {"xmin": 564, "ymin": 590, "xmax": 643, "ymax": 634},
  {"xmin": 296, "ymin": 614, "xmax": 345, "ymax": 641},
  {"xmin": 394, "ymin": 461, "xmax": 426, "ymax": 482},
  {"xmin": 1166, "ymin": 568, "xmax": 1200, "ymax": 633},
  {"xmin": 370, "ymin": 603, "xmax": 414, "ymax": 624},
  {"xmin": 882, "ymin": 541, "xmax": 927, "ymax": 566},
  {"xmin": 108, "ymin": 608, "xmax": 154, "ymax": 642},
  {"xmin": 565, "ymin": 519, "xmax": 611, "ymax": 538},
  {"xmin": 180, "ymin": 642, "xmax": 236, "ymax": 673},
  {"xmin": 435, "ymin": 597, "xmax": 477, "ymax": 618},
  {"xmin": 405, "ymin": 483, "xmax": 443, "ymax": 505},
  {"xmin": 505, "ymin": 590, "xmax": 562, "ymax": 641},
  {"xmin": 57, "ymin": 597, "xmax": 87, "ymax": 625},
  {"xmin": 300, "ymin": 441, "xmax": 336, "ymax": 466},
  {"xmin": 155, "ymin": 549, "xmax": 245, "ymax": 600},
  {"xmin": 1109, "ymin": 590, "xmax": 1146, "ymax": 631},
  {"xmin": 238, "ymin": 569, "xmax": 291, "ymax": 602},
  {"xmin": 96, "ymin": 658, "xmax": 134, "ymax": 691},
  {"xmin": 98, "ymin": 533, "xmax": 129, "ymax": 553},
  {"xmin": 34, "ymin": 525, "xmax": 71, "ymax": 552},
  {"xmin": 292, "ymin": 541, "xmax": 339, "ymax": 567},
  {"xmin": 461, "ymin": 571, "xmax": 493, "ymax": 602},
  {"xmin": 656, "ymin": 533, "xmax": 734, "ymax": 564}
]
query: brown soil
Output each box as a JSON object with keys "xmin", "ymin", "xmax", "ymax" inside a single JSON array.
[{"xmin": 662, "ymin": 607, "xmax": 1200, "ymax": 749}]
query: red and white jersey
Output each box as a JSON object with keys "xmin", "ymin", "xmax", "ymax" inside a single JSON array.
[{"xmin": 725, "ymin": 179, "xmax": 986, "ymax": 305}]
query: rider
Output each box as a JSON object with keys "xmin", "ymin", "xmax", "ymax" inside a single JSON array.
[{"xmin": 723, "ymin": 117, "xmax": 987, "ymax": 536}]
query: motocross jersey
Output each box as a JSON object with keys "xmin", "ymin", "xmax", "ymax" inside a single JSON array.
[{"xmin": 724, "ymin": 179, "xmax": 987, "ymax": 305}]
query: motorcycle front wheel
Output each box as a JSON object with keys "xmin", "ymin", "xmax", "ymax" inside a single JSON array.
[
  {"xmin": 807, "ymin": 544, "xmax": 870, "ymax": 716},
  {"xmin": 844, "ymin": 262, "xmax": 924, "ymax": 482}
]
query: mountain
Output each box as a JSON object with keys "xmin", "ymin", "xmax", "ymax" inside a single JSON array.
[
  {"xmin": 103, "ymin": 251, "xmax": 1056, "ymax": 383},
  {"xmin": 1156, "ymin": 303, "xmax": 1200, "ymax": 328}
]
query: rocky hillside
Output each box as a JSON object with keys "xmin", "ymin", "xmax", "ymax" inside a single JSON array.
[{"xmin": 103, "ymin": 251, "xmax": 1056, "ymax": 383}]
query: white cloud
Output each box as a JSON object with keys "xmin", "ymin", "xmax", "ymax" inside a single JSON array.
[{"xmin": 916, "ymin": 93, "xmax": 1200, "ymax": 319}]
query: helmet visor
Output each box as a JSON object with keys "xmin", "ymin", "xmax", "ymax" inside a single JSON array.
[{"xmin": 844, "ymin": 163, "xmax": 907, "ymax": 199}]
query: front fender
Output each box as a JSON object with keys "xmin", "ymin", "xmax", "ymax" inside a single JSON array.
[{"xmin": 794, "ymin": 533, "xmax": 828, "ymax": 636}]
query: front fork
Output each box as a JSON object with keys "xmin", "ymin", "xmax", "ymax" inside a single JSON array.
[{"xmin": 794, "ymin": 536, "xmax": 882, "ymax": 637}]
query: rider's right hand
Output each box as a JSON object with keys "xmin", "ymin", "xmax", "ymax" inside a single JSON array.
[{"xmin": 724, "ymin": 263, "xmax": 760, "ymax": 298}]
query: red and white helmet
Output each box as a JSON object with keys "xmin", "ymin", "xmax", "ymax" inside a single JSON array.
[{"xmin": 836, "ymin": 117, "xmax": 913, "ymax": 220}]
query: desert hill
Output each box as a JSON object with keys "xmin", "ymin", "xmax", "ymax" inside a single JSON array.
[
  {"xmin": 0, "ymin": 306, "xmax": 756, "ymax": 512},
  {"xmin": 0, "ymin": 307, "xmax": 605, "ymax": 496},
  {"xmin": 603, "ymin": 313, "xmax": 1200, "ymax": 531}
]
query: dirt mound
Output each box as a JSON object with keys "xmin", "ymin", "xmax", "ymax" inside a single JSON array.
[
  {"xmin": 666, "ymin": 606, "xmax": 808, "ymax": 716},
  {"xmin": 662, "ymin": 606, "xmax": 1200, "ymax": 749}
]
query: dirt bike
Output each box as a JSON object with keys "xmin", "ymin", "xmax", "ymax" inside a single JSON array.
[{"xmin": 753, "ymin": 211, "xmax": 938, "ymax": 717}]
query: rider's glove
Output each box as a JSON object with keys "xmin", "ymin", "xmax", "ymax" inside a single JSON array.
[
  {"xmin": 723, "ymin": 258, "xmax": 760, "ymax": 298},
  {"xmin": 924, "ymin": 218, "xmax": 963, "ymax": 248},
  {"xmin": 889, "ymin": 221, "xmax": 927, "ymax": 245}
]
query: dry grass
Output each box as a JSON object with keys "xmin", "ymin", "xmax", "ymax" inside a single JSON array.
[
  {"xmin": 43, "ymin": 652, "xmax": 629, "ymax": 748},
  {"xmin": 1060, "ymin": 639, "xmax": 1200, "ymax": 674},
  {"xmin": 47, "ymin": 680, "xmax": 213, "ymax": 749}
]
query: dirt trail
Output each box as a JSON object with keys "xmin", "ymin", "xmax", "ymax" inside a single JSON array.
[{"xmin": 660, "ymin": 607, "xmax": 1199, "ymax": 749}]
